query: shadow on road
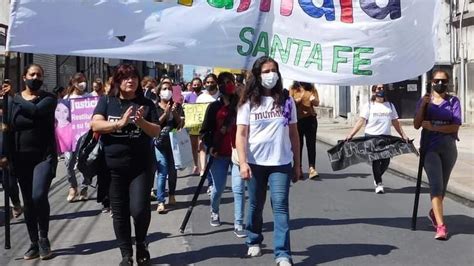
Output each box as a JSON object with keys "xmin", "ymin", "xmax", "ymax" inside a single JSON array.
[
  {"xmin": 315, "ymin": 173, "xmax": 372, "ymax": 180},
  {"xmin": 349, "ymin": 186, "xmax": 431, "ymax": 194},
  {"xmin": 280, "ymin": 216, "xmax": 474, "ymax": 237},
  {"xmin": 293, "ymin": 243, "xmax": 398, "ymax": 265},
  {"xmin": 150, "ymin": 243, "xmax": 250, "ymax": 264},
  {"xmin": 49, "ymin": 209, "xmax": 102, "ymax": 221},
  {"xmin": 53, "ymin": 231, "xmax": 170, "ymax": 257}
]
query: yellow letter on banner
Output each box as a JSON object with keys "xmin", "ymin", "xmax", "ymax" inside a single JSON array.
[{"xmin": 183, "ymin": 103, "xmax": 210, "ymax": 135}]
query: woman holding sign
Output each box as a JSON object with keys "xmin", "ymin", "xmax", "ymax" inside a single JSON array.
[
  {"xmin": 346, "ymin": 85, "xmax": 409, "ymax": 194},
  {"xmin": 1, "ymin": 64, "xmax": 57, "ymax": 260},
  {"xmin": 63, "ymin": 72, "xmax": 91, "ymax": 202},
  {"xmin": 236, "ymin": 56, "xmax": 301, "ymax": 266},
  {"xmin": 91, "ymin": 64, "xmax": 160, "ymax": 265},
  {"xmin": 414, "ymin": 70, "xmax": 461, "ymax": 240}
]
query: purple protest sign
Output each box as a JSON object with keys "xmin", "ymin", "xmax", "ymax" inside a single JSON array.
[
  {"xmin": 70, "ymin": 97, "xmax": 99, "ymax": 151},
  {"xmin": 55, "ymin": 96, "xmax": 98, "ymax": 153}
]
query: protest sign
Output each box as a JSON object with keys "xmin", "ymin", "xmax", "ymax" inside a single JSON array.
[
  {"xmin": 7, "ymin": 1, "xmax": 439, "ymax": 84},
  {"xmin": 183, "ymin": 103, "xmax": 210, "ymax": 135},
  {"xmin": 327, "ymin": 135, "xmax": 418, "ymax": 171},
  {"xmin": 55, "ymin": 97, "xmax": 98, "ymax": 153}
]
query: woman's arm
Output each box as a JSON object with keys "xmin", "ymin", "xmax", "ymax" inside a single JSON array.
[
  {"xmin": 236, "ymin": 124, "xmax": 252, "ymax": 180},
  {"xmin": 414, "ymin": 95, "xmax": 430, "ymax": 129},
  {"xmin": 346, "ymin": 117, "xmax": 366, "ymax": 140},
  {"xmin": 392, "ymin": 119, "xmax": 408, "ymax": 140},
  {"xmin": 134, "ymin": 106, "xmax": 161, "ymax": 137},
  {"xmin": 90, "ymin": 106, "xmax": 133, "ymax": 134},
  {"xmin": 421, "ymin": 122, "xmax": 460, "ymax": 134},
  {"xmin": 289, "ymin": 123, "xmax": 301, "ymax": 182},
  {"xmin": 311, "ymin": 89, "xmax": 320, "ymax": 106}
]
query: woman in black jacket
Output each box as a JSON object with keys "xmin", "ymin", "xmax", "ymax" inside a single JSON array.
[{"xmin": 1, "ymin": 64, "xmax": 57, "ymax": 260}]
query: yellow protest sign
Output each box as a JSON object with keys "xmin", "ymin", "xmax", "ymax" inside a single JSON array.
[{"xmin": 183, "ymin": 103, "xmax": 210, "ymax": 136}]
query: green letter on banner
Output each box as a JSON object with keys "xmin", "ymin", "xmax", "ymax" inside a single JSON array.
[
  {"xmin": 332, "ymin": 45, "xmax": 352, "ymax": 73},
  {"xmin": 252, "ymin": 31, "xmax": 270, "ymax": 57},
  {"xmin": 292, "ymin": 39, "xmax": 312, "ymax": 66},
  {"xmin": 353, "ymin": 47, "xmax": 374, "ymax": 76},
  {"xmin": 237, "ymin": 27, "xmax": 255, "ymax": 56},
  {"xmin": 305, "ymin": 43, "xmax": 323, "ymax": 70},
  {"xmin": 270, "ymin": 34, "xmax": 292, "ymax": 64}
]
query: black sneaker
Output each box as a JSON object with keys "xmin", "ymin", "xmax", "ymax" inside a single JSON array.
[
  {"xmin": 23, "ymin": 242, "xmax": 39, "ymax": 260},
  {"xmin": 210, "ymin": 212, "xmax": 221, "ymax": 227},
  {"xmin": 38, "ymin": 238, "xmax": 53, "ymax": 260},
  {"xmin": 234, "ymin": 225, "xmax": 247, "ymax": 238},
  {"xmin": 136, "ymin": 243, "xmax": 151, "ymax": 266},
  {"xmin": 119, "ymin": 257, "xmax": 133, "ymax": 266}
]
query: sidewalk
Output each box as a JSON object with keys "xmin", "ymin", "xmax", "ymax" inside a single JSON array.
[{"xmin": 316, "ymin": 118, "xmax": 474, "ymax": 203}]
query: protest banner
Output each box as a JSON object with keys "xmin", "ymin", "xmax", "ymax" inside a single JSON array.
[
  {"xmin": 327, "ymin": 136, "xmax": 418, "ymax": 171},
  {"xmin": 6, "ymin": 1, "xmax": 439, "ymax": 84},
  {"xmin": 183, "ymin": 103, "xmax": 210, "ymax": 135},
  {"xmin": 55, "ymin": 97, "xmax": 98, "ymax": 153}
]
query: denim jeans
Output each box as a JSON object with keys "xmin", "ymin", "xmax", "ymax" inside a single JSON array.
[
  {"xmin": 210, "ymin": 157, "xmax": 231, "ymax": 214},
  {"xmin": 155, "ymin": 147, "xmax": 177, "ymax": 203},
  {"xmin": 246, "ymin": 163, "xmax": 292, "ymax": 261},
  {"xmin": 64, "ymin": 151, "xmax": 89, "ymax": 190},
  {"xmin": 231, "ymin": 164, "xmax": 246, "ymax": 227}
]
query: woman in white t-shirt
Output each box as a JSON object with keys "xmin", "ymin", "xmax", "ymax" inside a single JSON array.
[
  {"xmin": 346, "ymin": 84, "xmax": 408, "ymax": 194},
  {"xmin": 236, "ymin": 56, "xmax": 301, "ymax": 266}
]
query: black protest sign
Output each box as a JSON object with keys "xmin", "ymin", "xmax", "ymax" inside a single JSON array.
[{"xmin": 327, "ymin": 136, "xmax": 419, "ymax": 171}]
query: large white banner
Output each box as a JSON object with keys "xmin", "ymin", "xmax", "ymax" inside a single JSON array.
[{"xmin": 7, "ymin": 0, "xmax": 439, "ymax": 85}]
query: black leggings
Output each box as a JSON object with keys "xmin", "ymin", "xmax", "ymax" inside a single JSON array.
[
  {"xmin": 14, "ymin": 154, "xmax": 56, "ymax": 242},
  {"xmin": 297, "ymin": 116, "xmax": 318, "ymax": 168},
  {"xmin": 372, "ymin": 158, "xmax": 390, "ymax": 184},
  {"xmin": 109, "ymin": 167, "xmax": 153, "ymax": 258}
]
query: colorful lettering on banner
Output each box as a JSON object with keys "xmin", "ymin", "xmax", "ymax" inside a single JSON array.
[
  {"xmin": 6, "ymin": 0, "xmax": 439, "ymax": 85},
  {"xmin": 183, "ymin": 103, "xmax": 210, "ymax": 136}
]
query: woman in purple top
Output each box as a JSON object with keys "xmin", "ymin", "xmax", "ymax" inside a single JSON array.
[{"xmin": 414, "ymin": 69, "xmax": 461, "ymax": 241}]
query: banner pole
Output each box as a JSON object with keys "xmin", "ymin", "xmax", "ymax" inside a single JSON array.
[{"xmin": 2, "ymin": 49, "xmax": 12, "ymax": 249}]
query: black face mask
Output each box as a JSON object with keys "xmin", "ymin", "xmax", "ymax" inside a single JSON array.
[
  {"xmin": 25, "ymin": 78, "xmax": 43, "ymax": 91},
  {"xmin": 194, "ymin": 86, "xmax": 202, "ymax": 93},
  {"xmin": 432, "ymin": 83, "xmax": 448, "ymax": 94}
]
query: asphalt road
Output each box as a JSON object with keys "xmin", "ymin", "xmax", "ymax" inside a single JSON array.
[{"xmin": 1, "ymin": 140, "xmax": 473, "ymax": 265}]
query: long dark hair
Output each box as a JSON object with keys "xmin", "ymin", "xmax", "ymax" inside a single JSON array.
[{"xmin": 239, "ymin": 56, "xmax": 284, "ymax": 109}]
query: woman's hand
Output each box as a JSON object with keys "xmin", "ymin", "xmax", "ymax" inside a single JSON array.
[
  {"xmin": 345, "ymin": 133, "xmax": 354, "ymax": 141},
  {"xmin": 240, "ymin": 162, "xmax": 252, "ymax": 180},
  {"xmin": 133, "ymin": 106, "xmax": 146, "ymax": 126},
  {"xmin": 1, "ymin": 82, "xmax": 12, "ymax": 96},
  {"xmin": 209, "ymin": 147, "xmax": 218, "ymax": 157},
  {"xmin": 164, "ymin": 102, "xmax": 171, "ymax": 115},
  {"xmin": 421, "ymin": 94, "xmax": 431, "ymax": 106},
  {"xmin": 421, "ymin": 121, "xmax": 434, "ymax": 131},
  {"xmin": 0, "ymin": 157, "xmax": 8, "ymax": 169},
  {"xmin": 117, "ymin": 106, "xmax": 133, "ymax": 129},
  {"xmin": 292, "ymin": 166, "xmax": 302, "ymax": 183}
]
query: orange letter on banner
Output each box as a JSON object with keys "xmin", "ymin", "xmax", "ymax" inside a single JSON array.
[{"xmin": 178, "ymin": 0, "xmax": 193, "ymax": 6}]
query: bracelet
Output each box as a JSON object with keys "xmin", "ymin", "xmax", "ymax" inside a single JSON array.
[{"xmin": 114, "ymin": 121, "xmax": 119, "ymax": 131}]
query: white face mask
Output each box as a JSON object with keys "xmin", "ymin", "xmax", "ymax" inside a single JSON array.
[
  {"xmin": 261, "ymin": 72, "xmax": 279, "ymax": 89},
  {"xmin": 77, "ymin": 82, "xmax": 87, "ymax": 91},
  {"xmin": 160, "ymin": 89, "xmax": 172, "ymax": 101}
]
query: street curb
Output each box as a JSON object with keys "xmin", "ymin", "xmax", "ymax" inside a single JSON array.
[{"xmin": 317, "ymin": 135, "xmax": 474, "ymax": 206}]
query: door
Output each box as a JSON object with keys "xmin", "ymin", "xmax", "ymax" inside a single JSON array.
[{"xmin": 339, "ymin": 86, "xmax": 351, "ymax": 117}]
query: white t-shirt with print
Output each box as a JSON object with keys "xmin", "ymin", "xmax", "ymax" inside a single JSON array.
[
  {"xmin": 361, "ymin": 101, "xmax": 399, "ymax": 136},
  {"xmin": 237, "ymin": 96, "xmax": 297, "ymax": 166}
]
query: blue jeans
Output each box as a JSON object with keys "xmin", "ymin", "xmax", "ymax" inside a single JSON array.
[
  {"xmin": 231, "ymin": 164, "xmax": 246, "ymax": 227},
  {"xmin": 246, "ymin": 163, "xmax": 292, "ymax": 261},
  {"xmin": 210, "ymin": 157, "xmax": 231, "ymax": 214},
  {"xmin": 155, "ymin": 147, "xmax": 177, "ymax": 203}
]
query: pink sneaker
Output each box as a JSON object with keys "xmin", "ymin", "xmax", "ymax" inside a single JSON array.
[
  {"xmin": 435, "ymin": 224, "xmax": 448, "ymax": 240},
  {"xmin": 428, "ymin": 209, "xmax": 438, "ymax": 228}
]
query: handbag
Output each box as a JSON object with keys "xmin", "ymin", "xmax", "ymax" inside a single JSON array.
[
  {"xmin": 169, "ymin": 129, "xmax": 193, "ymax": 170},
  {"xmin": 76, "ymin": 129, "xmax": 102, "ymax": 183}
]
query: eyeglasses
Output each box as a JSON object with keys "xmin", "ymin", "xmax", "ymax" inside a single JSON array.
[
  {"xmin": 376, "ymin": 86, "xmax": 384, "ymax": 90},
  {"xmin": 433, "ymin": 79, "xmax": 448, "ymax": 84}
]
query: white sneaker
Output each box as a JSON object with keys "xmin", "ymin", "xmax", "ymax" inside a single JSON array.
[
  {"xmin": 375, "ymin": 183, "xmax": 384, "ymax": 194},
  {"xmin": 247, "ymin": 244, "xmax": 262, "ymax": 257},
  {"xmin": 277, "ymin": 260, "xmax": 293, "ymax": 266}
]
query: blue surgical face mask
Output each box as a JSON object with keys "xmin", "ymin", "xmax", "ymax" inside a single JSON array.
[{"xmin": 375, "ymin": 90, "xmax": 385, "ymax": 98}]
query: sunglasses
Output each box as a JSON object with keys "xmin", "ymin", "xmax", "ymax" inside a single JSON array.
[
  {"xmin": 375, "ymin": 86, "xmax": 384, "ymax": 90},
  {"xmin": 433, "ymin": 79, "xmax": 448, "ymax": 84}
]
